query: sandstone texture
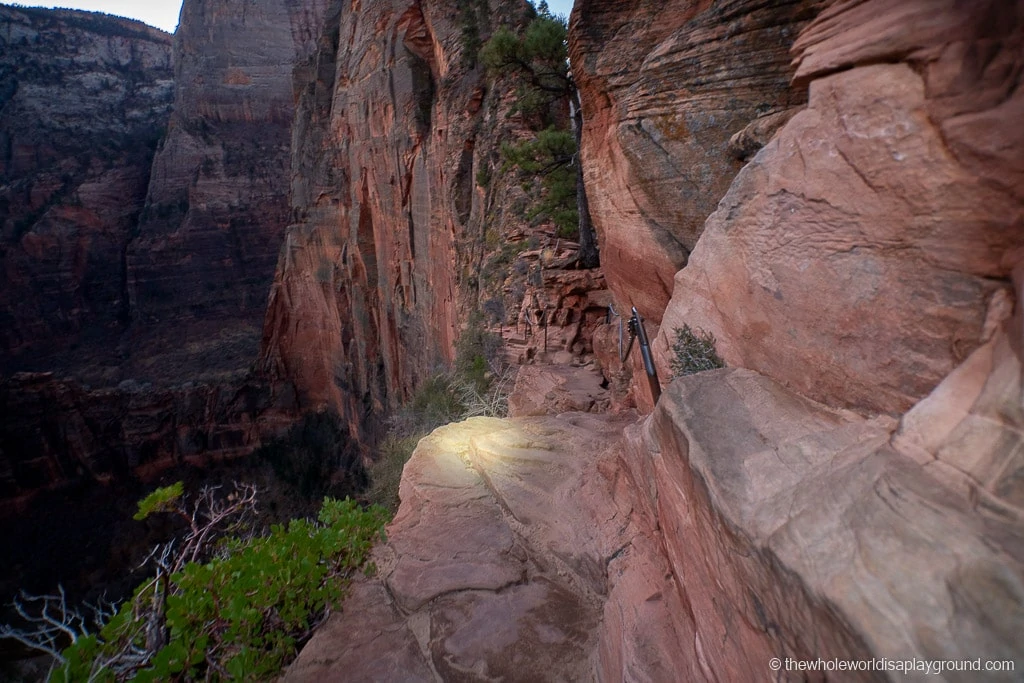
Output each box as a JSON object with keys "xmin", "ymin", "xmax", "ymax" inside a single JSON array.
[
  {"xmin": 0, "ymin": 1, "xmax": 328, "ymax": 509},
  {"xmin": 623, "ymin": 368, "xmax": 1023, "ymax": 680},
  {"xmin": 0, "ymin": 7, "xmax": 172, "ymax": 372},
  {"xmin": 285, "ymin": 412, "xmax": 700, "ymax": 682},
  {"xmin": 569, "ymin": 0, "xmax": 822, "ymax": 321},
  {"xmin": 503, "ymin": 266, "xmax": 610, "ymax": 366},
  {"xmin": 507, "ymin": 361, "xmax": 607, "ymax": 417},
  {"xmin": 127, "ymin": 0, "xmax": 329, "ymax": 384},
  {"xmin": 654, "ymin": 0, "xmax": 1024, "ymax": 415},
  {"xmin": 259, "ymin": 0, "xmax": 536, "ymax": 440},
  {"xmin": 290, "ymin": 367, "xmax": 1024, "ymax": 680}
]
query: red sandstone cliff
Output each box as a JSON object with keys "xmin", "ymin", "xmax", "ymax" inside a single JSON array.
[
  {"xmin": 3, "ymin": 0, "xmax": 1022, "ymax": 676},
  {"xmin": 570, "ymin": 0, "xmax": 823, "ymax": 323},
  {"xmin": 259, "ymin": 0, "xmax": 539, "ymax": 440},
  {"xmin": 286, "ymin": 0, "xmax": 1024, "ymax": 679},
  {"xmin": 0, "ymin": 0, "xmax": 328, "ymax": 506},
  {"xmin": 654, "ymin": 0, "xmax": 1024, "ymax": 417}
]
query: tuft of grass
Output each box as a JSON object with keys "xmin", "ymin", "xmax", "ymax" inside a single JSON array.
[{"xmin": 670, "ymin": 324, "xmax": 725, "ymax": 378}]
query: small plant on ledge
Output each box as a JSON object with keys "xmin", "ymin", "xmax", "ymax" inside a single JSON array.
[
  {"xmin": 2, "ymin": 483, "xmax": 387, "ymax": 682},
  {"xmin": 670, "ymin": 324, "xmax": 725, "ymax": 378}
]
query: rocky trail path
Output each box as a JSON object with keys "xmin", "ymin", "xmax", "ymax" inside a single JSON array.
[{"xmin": 283, "ymin": 405, "xmax": 683, "ymax": 682}]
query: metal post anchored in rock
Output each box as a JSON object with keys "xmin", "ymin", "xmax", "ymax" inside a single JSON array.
[{"xmin": 608, "ymin": 304, "xmax": 662, "ymax": 404}]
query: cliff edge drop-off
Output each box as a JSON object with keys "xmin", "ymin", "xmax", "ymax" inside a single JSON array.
[{"xmin": 1, "ymin": 0, "xmax": 1022, "ymax": 680}]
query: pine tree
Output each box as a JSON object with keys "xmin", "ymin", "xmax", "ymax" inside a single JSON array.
[{"xmin": 481, "ymin": 3, "xmax": 599, "ymax": 269}]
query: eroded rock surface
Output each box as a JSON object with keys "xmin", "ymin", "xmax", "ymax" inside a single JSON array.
[
  {"xmin": 508, "ymin": 362, "xmax": 608, "ymax": 417},
  {"xmin": 654, "ymin": 0, "xmax": 1023, "ymax": 416},
  {"xmin": 0, "ymin": 7, "xmax": 172, "ymax": 373},
  {"xmin": 0, "ymin": 371, "xmax": 277, "ymax": 512},
  {"xmin": 259, "ymin": 0, "xmax": 535, "ymax": 440},
  {"xmin": 624, "ymin": 368, "xmax": 1024, "ymax": 680},
  {"xmin": 127, "ymin": 0, "xmax": 328, "ymax": 384},
  {"xmin": 291, "ymin": 363, "xmax": 1024, "ymax": 680},
  {"xmin": 569, "ymin": 0, "xmax": 821, "ymax": 321},
  {"xmin": 0, "ymin": 1, "xmax": 326, "ymax": 509},
  {"xmin": 285, "ymin": 412, "xmax": 698, "ymax": 681}
]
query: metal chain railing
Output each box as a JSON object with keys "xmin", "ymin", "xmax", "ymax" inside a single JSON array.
[{"xmin": 608, "ymin": 304, "xmax": 662, "ymax": 404}]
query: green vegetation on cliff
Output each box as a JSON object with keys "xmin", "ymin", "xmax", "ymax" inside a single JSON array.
[
  {"xmin": 480, "ymin": 1, "xmax": 599, "ymax": 267},
  {"xmin": 3, "ymin": 484, "xmax": 386, "ymax": 682}
]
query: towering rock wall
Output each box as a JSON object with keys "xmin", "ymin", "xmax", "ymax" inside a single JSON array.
[
  {"xmin": 126, "ymin": 0, "xmax": 329, "ymax": 384},
  {"xmin": 0, "ymin": 7, "xmax": 173, "ymax": 377},
  {"xmin": 260, "ymin": 0, "xmax": 532, "ymax": 440},
  {"xmin": 0, "ymin": 0, "xmax": 328, "ymax": 506}
]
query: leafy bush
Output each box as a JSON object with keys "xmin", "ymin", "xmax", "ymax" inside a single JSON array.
[
  {"xmin": 500, "ymin": 128, "xmax": 578, "ymax": 239},
  {"xmin": 669, "ymin": 325, "xmax": 725, "ymax": 377},
  {"xmin": 48, "ymin": 493, "xmax": 387, "ymax": 682}
]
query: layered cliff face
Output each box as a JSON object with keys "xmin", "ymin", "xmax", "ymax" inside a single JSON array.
[
  {"xmin": 578, "ymin": 0, "xmax": 1024, "ymax": 677},
  {"xmin": 654, "ymin": 0, "xmax": 1024, "ymax": 417},
  {"xmin": 126, "ymin": 0, "xmax": 329, "ymax": 384},
  {"xmin": 0, "ymin": 7, "xmax": 173, "ymax": 375},
  {"xmin": 260, "ymin": 0, "xmax": 534, "ymax": 440},
  {"xmin": 569, "ymin": 0, "xmax": 823, "ymax": 322},
  {"xmin": 0, "ymin": 0, "xmax": 328, "ymax": 506},
  {"xmin": 0, "ymin": 371, "xmax": 274, "ymax": 513}
]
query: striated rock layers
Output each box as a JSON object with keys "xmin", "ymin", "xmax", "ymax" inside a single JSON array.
[
  {"xmin": 0, "ymin": 7, "xmax": 173, "ymax": 373},
  {"xmin": 569, "ymin": 0, "xmax": 823, "ymax": 321},
  {"xmin": 619, "ymin": 368, "xmax": 1023, "ymax": 680},
  {"xmin": 259, "ymin": 0, "xmax": 533, "ymax": 440},
  {"xmin": 0, "ymin": 0, "xmax": 327, "ymax": 506},
  {"xmin": 126, "ymin": 0, "xmax": 329, "ymax": 384},
  {"xmin": 655, "ymin": 0, "xmax": 1024, "ymax": 416},
  {"xmin": 605, "ymin": 0, "xmax": 1024, "ymax": 678},
  {"xmin": 0, "ymin": 371, "xmax": 274, "ymax": 514}
]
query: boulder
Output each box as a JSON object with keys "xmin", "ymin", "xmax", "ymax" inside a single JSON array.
[
  {"xmin": 507, "ymin": 363, "xmax": 608, "ymax": 417},
  {"xmin": 623, "ymin": 367, "xmax": 1024, "ymax": 679}
]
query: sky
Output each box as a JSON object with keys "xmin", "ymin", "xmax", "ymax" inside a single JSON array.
[
  {"xmin": 15, "ymin": 0, "xmax": 575, "ymax": 34},
  {"xmin": 16, "ymin": 1, "xmax": 183, "ymax": 32},
  {"xmin": 545, "ymin": 0, "xmax": 574, "ymax": 20}
]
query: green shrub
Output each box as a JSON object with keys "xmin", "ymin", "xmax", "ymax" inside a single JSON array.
[
  {"xmin": 669, "ymin": 325, "xmax": 725, "ymax": 377},
  {"xmin": 499, "ymin": 128, "xmax": 579, "ymax": 239},
  {"xmin": 455, "ymin": 311, "xmax": 504, "ymax": 392},
  {"xmin": 132, "ymin": 482, "xmax": 184, "ymax": 521},
  {"xmin": 51, "ymin": 497, "xmax": 387, "ymax": 682}
]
